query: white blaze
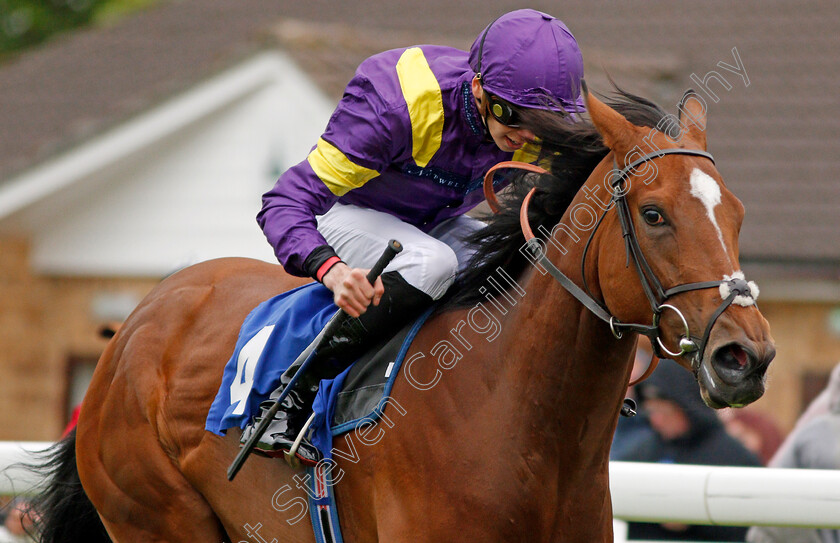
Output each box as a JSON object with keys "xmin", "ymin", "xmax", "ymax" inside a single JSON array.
[
  {"xmin": 688, "ymin": 169, "xmax": 760, "ymax": 305},
  {"xmin": 689, "ymin": 168, "xmax": 727, "ymax": 254}
]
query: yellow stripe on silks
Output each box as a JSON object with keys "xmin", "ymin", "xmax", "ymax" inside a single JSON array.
[
  {"xmin": 396, "ymin": 48, "xmax": 444, "ymax": 168},
  {"xmin": 513, "ymin": 141, "xmax": 542, "ymax": 165},
  {"xmin": 307, "ymin": 138, "xmax": 380, "ymax": 196},
  {"xmin": 513, "ymin": 141, "xmax": 558, "ymax": 172}
]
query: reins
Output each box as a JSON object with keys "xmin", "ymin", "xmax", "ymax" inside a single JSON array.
[
  {"xmin": 483, "ymin": 150, "xmax": 760, "ymax": 385},
  {"xmin": 483, "ymin": 161, "xmax": 552, "ymax": 213}
]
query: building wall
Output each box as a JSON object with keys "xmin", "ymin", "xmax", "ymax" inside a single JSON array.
[
  {"xmin": 0, "ymin": 237, "xmax": 158, "ymax": 440},
  {"xmin": 749, "ymin": 300, "xmax": 840, "ymax": 433}
]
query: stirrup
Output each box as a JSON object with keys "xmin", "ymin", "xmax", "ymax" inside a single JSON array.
[{"xmin": 285, "ymin": 412, "xmax": 317, "ymax": 469}]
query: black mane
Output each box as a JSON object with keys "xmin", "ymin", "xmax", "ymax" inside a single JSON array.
[{"xmin": 441, "ymin": 87, "xmax": 669, "ymax": 309}]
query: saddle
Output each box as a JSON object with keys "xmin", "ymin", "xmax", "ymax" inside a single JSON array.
[{"xmin": 205, "ymin": 282, "xmax": 432, "ymax": 457}]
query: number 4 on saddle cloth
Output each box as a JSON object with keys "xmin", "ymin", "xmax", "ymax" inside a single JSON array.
[{"xmin": 205, "ymin": 281, "xmax": 432, "ymax": 464}]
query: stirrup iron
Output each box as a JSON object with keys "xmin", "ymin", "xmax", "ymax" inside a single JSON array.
[{"xmin": 285, "ymin": 412, "xmax": 317, "ymax": 469}]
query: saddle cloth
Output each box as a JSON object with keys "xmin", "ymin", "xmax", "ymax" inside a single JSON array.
[{"xmin": 205, "ymin": 281, "xmax": 431, "ymax": 457}]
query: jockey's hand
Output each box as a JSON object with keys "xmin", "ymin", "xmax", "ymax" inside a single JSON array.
[{"xmin": 321, "ymin": 262, "xmax": 385, "ymax": 318}]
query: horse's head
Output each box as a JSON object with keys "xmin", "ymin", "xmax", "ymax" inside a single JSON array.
[{"xmin": 582, "ymin": 87, "xmax": 775, "ymax": 408}]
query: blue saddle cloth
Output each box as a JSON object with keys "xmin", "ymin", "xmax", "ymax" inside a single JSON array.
[
  {"xmin": 205, "ymin": 281, "xmax": 431, "ymax": 456},
  {"xmin": 206, "ymin": 282, "xmax": 436, "ymax": 543},
  {"xmin": 205, "ymin": 282, "xmax": 336, "ymax": 439}
]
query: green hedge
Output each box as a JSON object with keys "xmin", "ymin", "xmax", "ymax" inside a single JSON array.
[{"xmin": 0, "ymin": 0, "xmax": 158, "ymax": 54}]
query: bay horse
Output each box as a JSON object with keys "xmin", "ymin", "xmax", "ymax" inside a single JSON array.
[{"xmin": 33, "ymin": 87, "xmax": 774, "ymax": 542}]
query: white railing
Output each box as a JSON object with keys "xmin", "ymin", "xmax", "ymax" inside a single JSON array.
[
  {"xmin": 610, "ymin": 461, "xmax": 840, "ymax": 542},
  {"xmin": 610, "ymin": 461, "xmax": 840, "ymax": 528},
  {"xmin": 0, "ymin": 442, "xmax": 52, "ymax": 496},
  {"xmin": 3, "ymin": 444, "xmax": 840, "ymax": 541}
]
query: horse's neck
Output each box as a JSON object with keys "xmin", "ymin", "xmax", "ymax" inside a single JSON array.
[
  {"xmin": 472, "ymin": 261, "xmax": 632, "ymax": 540},
  {"xmin": 476, "ymin": 218, "xmax": 635, "ymax": 495},
  {"xmin": 499, "ymin": 268, "xmax": 633, "ymax": 441}
]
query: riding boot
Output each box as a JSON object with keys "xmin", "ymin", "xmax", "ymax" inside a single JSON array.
[
  {"xmin": 241, "ymin": 272, "xmax": 434, "ymax": 465},
  {"xmin": 240, "ymin": 361, "xmax": 323, "ymax": 465}
]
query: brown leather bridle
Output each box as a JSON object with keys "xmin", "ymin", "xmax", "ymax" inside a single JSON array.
[{"xmin": 483, "ymin": 150, "xmax": 759, "ymax": 385}]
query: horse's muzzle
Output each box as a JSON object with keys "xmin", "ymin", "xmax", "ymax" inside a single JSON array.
[{"xmin": 700, "ymin": 339, "xmax": 776, "ymax": 408}]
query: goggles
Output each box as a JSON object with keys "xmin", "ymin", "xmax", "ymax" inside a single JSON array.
[{"xmin": 485, "ymin": 93, "xmax": 521, "ymax": 128}]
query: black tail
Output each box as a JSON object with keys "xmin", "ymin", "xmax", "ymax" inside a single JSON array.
[{"xmin": 28, "ymin": 430, "xmax": 111, "ymax": 542}]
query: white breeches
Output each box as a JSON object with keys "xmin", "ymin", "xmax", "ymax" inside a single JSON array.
[{"xmin": 316, "ymin": 203, "xmax": 484, "ymax": 300}]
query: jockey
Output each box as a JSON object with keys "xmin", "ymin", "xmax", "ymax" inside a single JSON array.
[{"xmin": 244, "ymin": 8, "xmax": 585, "ymax": 464}]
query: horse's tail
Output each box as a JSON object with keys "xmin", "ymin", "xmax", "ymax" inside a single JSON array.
[{"xmin": 29, "ymin": 429, "xmax": 111, "ymax": 542}]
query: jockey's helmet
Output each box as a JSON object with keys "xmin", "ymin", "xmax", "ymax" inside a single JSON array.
[{"xmin": 469, "ymin": 9, "xmax": 585, "ymax": 115}]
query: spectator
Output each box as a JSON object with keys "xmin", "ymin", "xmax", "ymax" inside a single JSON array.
[
  {"xmin": 718, "ymin": 407, "xmax": 785, "ymax": 465},
  {"xmin": 1, "ymin": 497, "xmax": 34, "ymax": 539},
  {"xmin": 613, "ymin": 360, "xmax": 761, "ymax": 541},
  {"xmin": 746, "ymin": 362, "xmax": 840, "ymax": 543}
]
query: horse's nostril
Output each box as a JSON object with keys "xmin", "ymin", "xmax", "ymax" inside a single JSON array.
[
  {"xmin": 722, "ymin": 344, "xmax": 749, "ymax": 371},
  {"xmin": 711, "ymin": 343, "xmax": 755, "ymax": 385}
]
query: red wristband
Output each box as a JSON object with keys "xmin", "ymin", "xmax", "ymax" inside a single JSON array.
[{"xmin": 316, "ymin": 256, "xmax": 342, "ymax": 283}]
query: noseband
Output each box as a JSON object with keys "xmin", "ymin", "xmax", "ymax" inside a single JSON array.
[{"xmin": 483, "ymin": 149, "xmax": 760, "ymax": 375}]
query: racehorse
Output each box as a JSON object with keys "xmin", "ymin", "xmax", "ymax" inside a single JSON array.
[{"xmin": 32, "ymin": 86, "xmax": 774, "ymax": 542}]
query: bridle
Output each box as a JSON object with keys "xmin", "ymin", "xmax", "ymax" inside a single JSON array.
[{"xmin": 483, "ymin": 149, "xmax": 760, "ymax": 379}]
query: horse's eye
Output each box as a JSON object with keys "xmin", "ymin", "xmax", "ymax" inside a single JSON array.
[{"xmin": 642, "ymin": 208, "xmax": 665, "ymax": 226}]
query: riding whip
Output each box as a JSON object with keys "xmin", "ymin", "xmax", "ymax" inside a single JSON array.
[{"xmin": 227, "ymin": 239, "xmax": 402, "ymax": 481}]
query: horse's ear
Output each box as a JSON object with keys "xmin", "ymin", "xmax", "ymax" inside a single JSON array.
[
  {"xmin": 677, "ymin": 89, "xmax": 707, "ymax": 150},
  {"xmin": 582, "ymin": 81, "xmax": 639, "ymax": 164}
]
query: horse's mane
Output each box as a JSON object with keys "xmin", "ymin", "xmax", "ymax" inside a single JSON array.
[{"xmin": 441, "ymin": 87, "xmax": 669, "ymax": 309}]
